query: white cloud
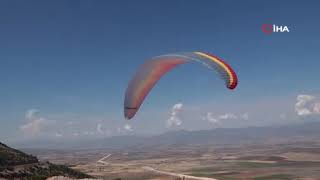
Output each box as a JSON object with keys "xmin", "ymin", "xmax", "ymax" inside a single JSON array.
[
  {"xmin": 204, "ymin": 112, "xmax": 249, "ymax": 124},
  {"xmin": 124, "ymin": 124, "xmax": 133, "ymax": 131},
  {"xmin": 219, "ymin": 113, "xmax": 237, "ymax": 120},
  {"xmin": 116, "ymin": 124, "xmax": 133, "ymax": 135},
  {"xmin": 19, "ymin": 109, "xmax": 139, "ymax": 139},
  {"xmin": 241, "ymin": 113, "xmax": 249, "ymax": 120},
  {"xmin": 203, "ymin": 112, "xmax": 219, "ymax": 124},
  {"xmin": 25, "ymin": 109, "xmax": 39, "ymax": 120},
  {"xmin": 55, "ymin": 132, "xmax": 63, "ymax": 137},
  {"xmin": 83, "ymin": 131, "xmax": 95, "ymax": 136},
  {"xmin": 20, "ymin": 117, "xmax": 52, "ymax": 136},
  {"xmin": 295, "ymin": 94, "xmax": 320, "ymax": 116},
  {"xmin": 218, "ymin": 113, "xmax": 249, "ymax": 121},
  {"xmin": 96, "ymin": 123, "xmax": 104, "ymax": 134},
  {"xmin": 313, "ymin": 103, "xmax": 320, "ymax": 113},
  {"xmin": 95, "ymin": 123, "xmax": 112, "ymax": 136},
  {"xmin": 166, "ymin": 103, "xmax": 183, "ymax": 128},
  {"xmin": 20, "ymin": 109, "xmax": 54, "ymax": 136}
]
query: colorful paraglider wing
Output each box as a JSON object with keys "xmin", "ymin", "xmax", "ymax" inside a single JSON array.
[
  {"xmin": 124, "ymin": 52, "xmax": 238, "ymax": 119},
  {"xmin": 124, "ymin": 56, "xmax": 187, "ymax": 119},
  {"xmin": 192, "ymin": 52, "xmax": 238, "ymax": 89}
]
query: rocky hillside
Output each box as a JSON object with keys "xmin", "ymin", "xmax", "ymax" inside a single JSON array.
[
  {"xmin": 0, "ymin": 142, "xmax": 38, "ymax": 166},
  {"xmin": 0, "ymin": 142, "xmax": 93, "ymax": 179}
]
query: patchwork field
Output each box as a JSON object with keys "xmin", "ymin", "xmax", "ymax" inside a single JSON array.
[{"xmin": 26, "ymin": 142, "xmax": 320, "ymax": 180}]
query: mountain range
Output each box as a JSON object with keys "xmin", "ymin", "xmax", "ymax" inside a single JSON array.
[{"xmin": 14, "ymin": 121, "xmax": 320, "ymax": 150}]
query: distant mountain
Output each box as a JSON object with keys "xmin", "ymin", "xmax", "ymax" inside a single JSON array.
[
  {"xmin": 84, "ymin": 121, "xmax": 320, "ymax": 149},
  {"xmin": 16, "ymin": 121, "xmax": 320, "ymax": 150},
  {"xmin": 147, "ymin": 121, "xmax": 320, "ymax": 146},
  {"xmin": 0, "ymin": 142, "xmax": 92, "ymax": 179}
]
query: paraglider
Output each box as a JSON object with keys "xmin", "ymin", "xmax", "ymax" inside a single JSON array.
[{"xmin": 124, "ymin": 52, "xmax": 238, "ymax": 120}]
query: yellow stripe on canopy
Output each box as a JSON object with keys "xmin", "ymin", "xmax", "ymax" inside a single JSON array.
[{"xmin": 194, "ymin": 51, "xmax": 234, "ymax": 86}]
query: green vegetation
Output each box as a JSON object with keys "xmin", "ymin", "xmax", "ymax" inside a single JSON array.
[
  {"xmin": 213, "ymin": 177, "xmax": 239, "ymax": 180},
  {"xmin": 189, "ymin": 168, "xmax": 240, "ymax": 180},
  {"xmin": 253, "ymin": 174, "xmax": 294, "ymax": 180},
  {"xmin": 1, "ymin": 162, "xmax": 93, "ymax": 179},
  {"xmin": 189, "ymin": 173, "xmax": 240, "ymax": 180},
  {"xmin": 0, "ymin": 141, "xmax": 93, "ymax": 179},
  {"xmin": 237, "ymin": 162, "xmax": 277, "ymax": 168},
  {"xmin": 190, "ymin": 167, "xmax": 224, "ymax": 173},
  {"xmin": 0, "ymin": 142, "xmax": 38, "ymax": 166},
  {"xmin": 237, "ymin": 161, "xmax": 320, "ymax": 168}
]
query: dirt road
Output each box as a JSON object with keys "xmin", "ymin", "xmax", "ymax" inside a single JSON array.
[{"xmin": 142, "ymin": 166, "xmax": 217, "ymax": 180}]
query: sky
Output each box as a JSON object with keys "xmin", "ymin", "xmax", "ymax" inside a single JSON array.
[{"xmin": 1, "ymin": 0, "xmax": 320, "ymax": 145}]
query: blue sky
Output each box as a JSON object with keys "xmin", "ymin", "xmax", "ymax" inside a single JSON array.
[{"xmin": 1, "ymin": 0, "xmax": 320, "ymax": 144}]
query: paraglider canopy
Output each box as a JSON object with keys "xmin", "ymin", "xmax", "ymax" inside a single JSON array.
[{"xmin": 124, "ymin": 51, "xmax": 238, "ymax": 120}]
